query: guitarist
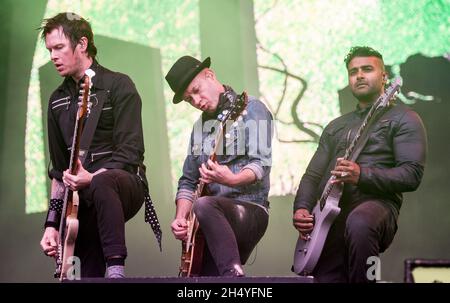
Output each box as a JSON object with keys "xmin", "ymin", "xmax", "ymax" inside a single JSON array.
[
  {"xmin": 39, "ymin": 13, "xmax": 161, "ymax": 278},
  {"xmin": 292, "ymin": 46, "xmax": 427, "ymax": 282},
  {"xmin": 165, "ymin": 56, "xmax": 273, "ymax": 276}
]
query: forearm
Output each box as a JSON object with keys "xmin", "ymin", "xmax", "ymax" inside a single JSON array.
[
  {"xmin": 176, "ymin": 155, "xmax": 200, "ymax": 203},
  {"xmin": 46, "ymin": 179, "xmax": 66, "ymax": 229},
  {"xmin": 51, "ymin": 178, "xmax": 65, "ymax": 199},
  {"xmin": 293, "ymin": 150, "xmax": 331, "ymax": 211},
  {"xmin": 293, "ymin": 173, "xmax": 321, "ymax": 211},
  {"xmin": 175, "ymin": 199, "xmax": 193, "ymax": 220},
  {"xmin": 230, "ymin": 168, "xmax": 257, "ymax": 186},
  {"xmin": 358, "ymin": 163, "xmax": 424, "ymax": 194},
  {"xmin": 293, "ymin": 124, "xmax": 333, "ymax": 212}
]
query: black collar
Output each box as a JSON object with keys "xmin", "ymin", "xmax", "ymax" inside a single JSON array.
[{"xmin": 202, "ymin": 85, "xmax": 237, "ymax": 121}]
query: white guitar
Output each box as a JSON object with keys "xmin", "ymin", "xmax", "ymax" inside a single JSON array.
[
  {"xmin": 55, "ymin": 69, "xmax": 95, "ymax": 280},
  {"xmin": 293, "ymin": 77, "xmax": 402, "ymax": 275}
]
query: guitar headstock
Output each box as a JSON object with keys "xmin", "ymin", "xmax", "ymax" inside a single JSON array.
[
  {"xmin": 377, "ymin": 77, "xmax": 402, "ymax": 109},
  {"xmin": 78, "ymin": 69, "xmax": 96, "ymax": 118},
  {"xmin": 217, "ymin": 91, "xmax": 248, "ymax": 124}
]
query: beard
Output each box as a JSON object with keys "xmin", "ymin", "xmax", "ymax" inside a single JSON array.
[{"xmin": 351, "ymin": 84, "xmax": 380, "ymax": 102}]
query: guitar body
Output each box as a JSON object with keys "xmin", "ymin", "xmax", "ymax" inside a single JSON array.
[
  {"xmin": 60, "ymin": 191, "xmax": 79, "ymax": 280},
  {"xmin": 179, "ymin": 217, "xmax": 205, "ymax": 277},
  {"xmin": 293, "ymin": 183, "xmax": 342, "ymax": 275}
]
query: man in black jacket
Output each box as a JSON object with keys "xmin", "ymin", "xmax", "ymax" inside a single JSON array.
[
  {"xmin": 293, "ymin": 46, "xmax": 427, "ymax": 282},
  {"xmin": 39, "ymin": 12, "xmax": 160, "ymax": 278}
]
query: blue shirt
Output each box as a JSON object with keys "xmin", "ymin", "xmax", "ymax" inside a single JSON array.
[{"xmin": 176, "ymin": 89, "xmax": 273, "ymax": 208}]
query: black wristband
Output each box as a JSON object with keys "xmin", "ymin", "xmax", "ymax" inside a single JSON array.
[
  {"xmin": 49, "ymin": 198, "xmax": 63, "ymax": 212},
  {"xmin": 44, "ymin": 198, "xmax": 63, "ymax": 229}
]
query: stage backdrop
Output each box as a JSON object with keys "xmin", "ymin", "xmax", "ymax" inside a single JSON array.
[{"xmin": 0, "ymin": 0, "xmax": 449, "ymax": 282}]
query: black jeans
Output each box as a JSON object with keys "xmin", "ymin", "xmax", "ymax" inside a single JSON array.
[
  {"xmin": 74, "ymin": 169, "xmax": 144, "ymax": 277},
  {"xmin": 313, "ymin": 199, "xmax": 398, "ymax": 283},
  {"xmin": 193, "ymin": 196, "xmax": 269, "ymax": 276}
]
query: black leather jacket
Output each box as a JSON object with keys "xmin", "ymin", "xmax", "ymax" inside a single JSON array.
[
  {"xmin": 47, "ymin": 61, "xmax": 148, "ymax": 186},
  {"xmin": 294, "ymin": 103, "xmax": 427, "ymax": 212}
]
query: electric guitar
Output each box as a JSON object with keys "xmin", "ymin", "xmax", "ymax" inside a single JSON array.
[
  {"xmin": 292, "ymin": 78, "xmax": 402, "ymax": 276},
  {"xmin": 55, "ymin": 69, "xmax": 95, "ymax": 280},
  {"xmin": 179, "ymin": 91, "xmax": 248, "ymax": 277}
]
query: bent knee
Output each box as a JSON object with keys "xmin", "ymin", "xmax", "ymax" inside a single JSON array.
[
  {"xmin": 90, "ymin": 171, "xmax": 114, "ymax": 189},
  {"xmin": 193, "ymin": 196, "xmax": 216, "ymax": 217}
]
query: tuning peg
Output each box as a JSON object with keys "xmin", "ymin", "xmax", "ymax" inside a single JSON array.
[
  {"xmin": 238, "ymin": 116, "xmax": 243, "ymax": 122},
  {"xmin": 87, "ymin": 102, "xmax": 92, "ymax": 116},
  {"xmin": 222, "ymin": 110, "xmax": 229, "ymax": 115},
  {"xmin": 217, "ymin": 114, "xmax": 223, "ymax": 120},
  {"xmin": 242, "ymin": 110, "xmax": 248, "ymax": 116},
  {"xmin": 232, "ymin": 121, "xmax": 238, "ymax": 127},
  {"xmin": 225, "ymin": 133, "xmax": 231, "ymax": 139}
]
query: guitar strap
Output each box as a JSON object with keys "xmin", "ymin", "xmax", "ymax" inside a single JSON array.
[
  {"xmin": 348, "ymin": 105, "xmax": 392, "ymax": 162},
  {"xmin": 78, "ymin": 89, "xmax": 107, "ymax": 166}
]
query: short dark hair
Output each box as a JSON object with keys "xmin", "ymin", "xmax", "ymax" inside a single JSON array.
[
  {"xmin": 39, "ymin": 12, "xmax": 97, "ymax": 59},
  {"xmin": 344, "ymin": 46, "xmax": 383, "ymax": 68}
]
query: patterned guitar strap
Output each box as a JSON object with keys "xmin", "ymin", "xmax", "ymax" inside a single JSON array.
[
  {"xmin": 144, "ymin": 189, "xmax": 162, "ymax": 251},
  {"xmin": 136, "ymin": 167, "xmax": 162, "ymax": 251}
]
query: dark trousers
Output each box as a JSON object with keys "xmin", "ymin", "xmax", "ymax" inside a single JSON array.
[
  {"xmin": 193, "ymin": 196, "xmax": 269, "ymax": 276},
  {"xmin": 313, "ymin": 199, "xmax": 398, "ymax": 283},
  {"xmin": 74, "ymin": 169, "xmax": 144, "ymax": 277}
]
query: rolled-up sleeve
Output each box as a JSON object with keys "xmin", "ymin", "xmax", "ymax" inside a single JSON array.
[
  {"xmin": 176, "ymin": 157, "xmax": 198, "ymax": 202},
  {"xmin": 242, "ymin": 99, "xmax": 274, "ymax": 181},
  {"xmin": 176, "ymin": 130, "xmax": 200, "ymax": 203}
]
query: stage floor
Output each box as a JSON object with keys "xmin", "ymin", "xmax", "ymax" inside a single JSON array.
[{"xmin": 65, "ymin": 276, "xmax": 314, "ymax": 283}]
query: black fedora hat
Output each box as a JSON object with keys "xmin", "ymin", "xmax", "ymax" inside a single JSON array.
[{"xmin": 165, "ymin": 56, "xmax": 211, "ymax": 104}]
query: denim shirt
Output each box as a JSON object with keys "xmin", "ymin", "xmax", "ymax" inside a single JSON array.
[{"xmin": 176, "ymin": 93, "xmax": 273, "ymax": 207}]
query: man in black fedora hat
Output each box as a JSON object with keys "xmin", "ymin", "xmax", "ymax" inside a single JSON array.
[{"xmin": 166, "ymin": 55, "xmax": 274, "ymax": 276}]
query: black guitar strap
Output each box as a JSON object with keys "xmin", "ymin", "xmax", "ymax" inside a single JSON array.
[
  {"xmin": 78, "ymin": 89, "xmax": 106, "ymax": 166},
  {"xmin": 349, "ymin": 105, "xmax": 392, "ymax": 162}
]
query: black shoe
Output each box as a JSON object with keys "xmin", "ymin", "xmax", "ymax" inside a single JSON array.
[{"xmin": 223, "ymin": 268, "xmax": 245, "ymax": 277}]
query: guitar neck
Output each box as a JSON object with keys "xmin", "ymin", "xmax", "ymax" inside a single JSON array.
[
  {"xmin": 342, "ymin": 102, "xmax": 379, "ymax": 161},
  {"xmin": 194, "ymin": 116, "xmax": 227, "ymax": 198},
  {"xmin": 319, "ymin": 94, "xmax": 387, "ymax": 207},
  {"xmin": 191, "ymin": 91, "xmax": 248, "ymax": 205},
  {"xmin": 68, "ymin": 116, "xmax": 87, "ymax": 173},
  {"xmin": 58, "ymin": 76, "xmax": 90, "ymax": 231}
]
